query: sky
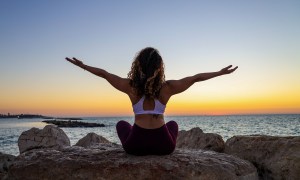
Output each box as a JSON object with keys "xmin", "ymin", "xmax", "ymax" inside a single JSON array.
[{"xmin": 0, "ymin": 0, "xmax": 300, "ymax": 116}]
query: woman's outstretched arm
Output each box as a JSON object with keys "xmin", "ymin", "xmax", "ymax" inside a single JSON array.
[
  {"xmin": 165, "ymin": 65, "xmax": 238, "ymax": 96},
  {"xmin": 65, "ymin": 57, "xmax": 131, "ymax": 94}
]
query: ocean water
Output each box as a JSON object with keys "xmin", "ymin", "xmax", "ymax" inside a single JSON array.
[{"xmin": 0, "ymin": 114, "xmax": 299, "ymax": 156}]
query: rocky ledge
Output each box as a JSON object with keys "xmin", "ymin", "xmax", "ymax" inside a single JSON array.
[{"xmin": 8, "ymin": 144, "xmax": 258, "ymax": 180}]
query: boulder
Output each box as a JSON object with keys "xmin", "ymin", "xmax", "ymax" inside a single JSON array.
[
  {"xmin": 225, "ymin": 135, "xmax": 300, "ymax": 180},
  {"xmin": 0, "ymin": 152, "xmax": 15, "ymax": 179},
  {"xmin": 176, "ymin": 127, "xmax": 225, "ymax": 152},
  {"xmin": 8, "ymin": 144, "xmax": 258, "ymax": 180},
  {"xmin": 75, "ymin": 132, "xmax": 110, "ymax": 148},
  {"xmin": 18, "ymin": 125, "xmax": 70, "ymax": 153}
]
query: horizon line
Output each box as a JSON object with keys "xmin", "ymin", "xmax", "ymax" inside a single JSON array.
[{"xmin": 2, "ymin": 112, "xmax": 300, "ymax": 118}]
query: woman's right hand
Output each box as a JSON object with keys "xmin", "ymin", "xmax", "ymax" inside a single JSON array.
[
  {"xmin": 220, "ymin": 65, "xmax": 238, "ymax": 75},
  {"xmin": 65, "ymin": 57, "xmax": 85, "ymax": 69}
]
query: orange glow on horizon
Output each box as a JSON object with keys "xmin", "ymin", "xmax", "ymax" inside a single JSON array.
[
  {"xmin": 1, "ymin": 91, "xmax": 299, "ymax": 116},
  {"xmin": 1, "ymin": 76, "xmax": 300, "ymax": 116}
]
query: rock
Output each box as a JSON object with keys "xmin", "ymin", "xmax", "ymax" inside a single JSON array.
[
  {"xmin": 8, "ymin": 144, "xmax": 258, "ymax": 180},
  {"xmin": 42, "ymin": 120, "xmax": 105, "ymax": 127},
  {"xmin": 225, "ymin": 135, "xmax": 300, "ymax": 180},
  {"xmin": 176, "ymin": 127, "xmax": 225, "ymax": 152},
  {"xmin": 0, "ymin": 152, "xmax": 15, "ymax": 179},
  {"xmin": 18, "ymin": 125, "xmax": 70, "ymax": 153},
  {"xmin": 75, "ymin": 132, "xmax": 110, "ymax": 148}
]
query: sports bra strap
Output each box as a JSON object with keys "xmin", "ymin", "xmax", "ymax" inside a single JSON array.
[{"xmin": 132, "ymin": 96, "xmax": 166, "ymax": 115}]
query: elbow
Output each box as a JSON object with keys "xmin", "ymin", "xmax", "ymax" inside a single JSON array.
[{"xmin": 97, "ymin": 69, "xmax": 108, "ymax": 78}]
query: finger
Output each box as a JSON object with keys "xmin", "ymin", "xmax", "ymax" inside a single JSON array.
[
  {"xmin": 229, "ymin": 66, "xmax": 238, "ymax": 73},
  {"xmin": 73, "ymin": 57, "xmax": 81, "ymax": 62},
  {"xmin": 231, "ymin": 66, "xmax": 238, "ymax": 71},
  {"xmin": 72, "ymin": 57, "xmax": 79, "ymax": 62},
  {"xmin": 224, "ymin": 65, "xmax": 232, "ymax": 70},
  {"xmin": 73, "ymin": 57, "xmax": 83, "ymax": 64},
  {"xmin": 65, "ymin": 57, "xmax": 74, "ymax": 62},
  {"xmin": 227, "ymin": 65, "xmax": 232, "ymax": 69}
]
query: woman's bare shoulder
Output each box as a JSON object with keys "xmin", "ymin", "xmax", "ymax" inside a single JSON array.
[
  {"xmin": 159, "ymin": 82, "xmax": 172, "ymax": 104},
  {"xmin": 160, "ymin": 81, "xmax": 173, "ymax": 92}
]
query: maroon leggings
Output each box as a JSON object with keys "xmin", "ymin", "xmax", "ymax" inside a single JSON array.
[{"xmin": 116, "ymin": 120, "xmax": 178, "ymax": 156}]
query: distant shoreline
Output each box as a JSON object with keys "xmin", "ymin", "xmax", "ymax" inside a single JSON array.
[{"xmin": 0, "ymin": 114, "xmax": 82, "ymax": 120}]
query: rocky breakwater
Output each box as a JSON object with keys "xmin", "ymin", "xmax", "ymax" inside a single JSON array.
[
  {"xmin": 42, "ymin": 120, "xmax": 105, "ymax": 127},
  {"xmin": 225, "ymin": 135, "xmax": 300, "ymax": 180},
  {"xmin": 6, "ymin": 126, "xmax": 258, "ymax": 180}
]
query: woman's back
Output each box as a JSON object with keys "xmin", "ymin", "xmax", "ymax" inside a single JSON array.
[{"xmin": 129, "ymin": 82, "xmax": 171, "ymax": 129}]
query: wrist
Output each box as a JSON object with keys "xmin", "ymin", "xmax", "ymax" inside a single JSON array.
[
  {"xmin": 218, "ymin": 70, "xmax": 224, "ymax": 76},
  {"xmin": 81, "ymin": 64, "xmax": 87, "ymax": 70}
]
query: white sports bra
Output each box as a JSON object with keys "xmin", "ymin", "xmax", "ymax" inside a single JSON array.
[{"xmin": 132, "ymin": 96, "xmax": 166, "ymax": 115}]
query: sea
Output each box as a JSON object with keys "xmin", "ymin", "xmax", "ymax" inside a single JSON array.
[{"xmin": 1, "ymin": 114, "xmax": 300, "ymax": 156}]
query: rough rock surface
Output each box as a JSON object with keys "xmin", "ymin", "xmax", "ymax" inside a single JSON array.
[
  {"xmin": 8, "ymin": 144, "xmax": 258, "ymax": 180},
  {"xmin": 18, "ymin": 125, "xmax": 70, "ymax": 153},
  {"xmin": 176, "ymin": 127, "xmax": 225, "ymax": 152},
  {"xmin": 225, "ymin": 135, "xmax": 300, "ymax": 180},
  {"xmin": 0, "ymin": 152, "xmax": 15, "ymax": 179},
  {"xmin": 75, "ymin": 132, "xmax": 110, "ymax": 148}
]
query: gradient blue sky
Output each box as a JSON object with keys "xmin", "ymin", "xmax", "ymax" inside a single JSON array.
[{"xmin": 1, "ymin": 1, "xmax": 300, "ymax": 116}]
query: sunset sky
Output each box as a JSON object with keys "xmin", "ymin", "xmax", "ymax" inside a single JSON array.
[{"xmin": 1, "ymin": 1, "xmax": 300, "ymax": 116}]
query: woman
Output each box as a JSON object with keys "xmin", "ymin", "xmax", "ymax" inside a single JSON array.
[{"xmin": 66, "ymin": 47, "xmax": 238, "ymax": 155}]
